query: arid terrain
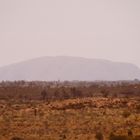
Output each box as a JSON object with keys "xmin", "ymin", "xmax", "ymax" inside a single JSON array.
[{"xmin": 0, "ymin": 81, "xmax": 140, "ymax": 140}]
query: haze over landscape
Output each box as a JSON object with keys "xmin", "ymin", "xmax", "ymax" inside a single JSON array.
[
  {"xmin": 0, "ymin": 56, "xmax": 140, "ymax": 81},
  {"xmin": 0, "ymin": 0, "xmax": 140, "ymax": 70},
  {"xmin": 1, "ymin": 1, "xmax": 140, "ymax": 140}
]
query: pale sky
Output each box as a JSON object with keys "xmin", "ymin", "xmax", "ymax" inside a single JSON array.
[{"xmin": 0, "ymin": 0, "xmax": 140, "ymax": 67}]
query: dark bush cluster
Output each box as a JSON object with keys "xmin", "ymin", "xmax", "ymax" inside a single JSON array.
[{"xmin": 0, "ymin": 81, "xmax": 139, "ymax": 101}]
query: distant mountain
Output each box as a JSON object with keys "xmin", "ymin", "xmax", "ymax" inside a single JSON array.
[{"xmin": 0, "ymin": 56, "xmax": 140, "ymax": 81}]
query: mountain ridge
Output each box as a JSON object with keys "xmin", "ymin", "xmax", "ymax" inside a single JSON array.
[{"xmin": 0, "ymin": 56, "xmax": 140, "ymax": 81}]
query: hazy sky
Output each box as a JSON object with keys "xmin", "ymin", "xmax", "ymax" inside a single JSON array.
[{"xmin": 0, "ymin": 0, "xmax": 140, "ymax": 67}]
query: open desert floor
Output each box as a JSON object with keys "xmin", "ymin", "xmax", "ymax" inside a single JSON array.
[{"xmin": 0, "ymin": 97, "xmax": 140, "ymax": 140}]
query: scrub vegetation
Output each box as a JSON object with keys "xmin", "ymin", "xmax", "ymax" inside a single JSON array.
[{"xmin": 0, "ymin": 80, "xmax": 140, "ymax": 140}]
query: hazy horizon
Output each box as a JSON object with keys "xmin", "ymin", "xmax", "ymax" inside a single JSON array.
[
  {"xmin": 0, "ymin": 0, "xmax": 140, "ymax": 67},
  {"xmin": 0, "ymin": 55, "xmax": 140, "ymax": 81},
  {"xmin": 0, "ymin": 55, "xmax": 140, "ymax": 69}
]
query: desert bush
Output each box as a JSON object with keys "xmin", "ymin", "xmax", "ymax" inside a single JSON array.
[
  {"xmin": 135, "ymin": 104, "xmax": 140, "ymax": 113},
  {"xmin": 128, "ymin": 129, "xmax": 133, "ymax": 137},
  {"xmin": 10, "ymin": 137, "xmax": 24, "ymax": 140},
  {"xmin": 95, "ymin": 131, "xmax": 104, "ymax": 140},
  {"xmin": 109, "ymin": 134, "xmax": 128, "ymax": 140},
  {"xmin": 41, "ymin": 89, "xmax": 47, "ymax": 100},
  {"xmin": 109, "ymin": 132, "xmax": 135, "ymax": 140},
  {"xmin": 59, "ymin": 134, "xmax": 66, "ymax": 140},
  {"xmin": 122, "ymin": 110, "xmax": 131, "ymax": 118},
  {"xmin": 101, "ymin": 89, "xmax": 109, "ymax": 98}
]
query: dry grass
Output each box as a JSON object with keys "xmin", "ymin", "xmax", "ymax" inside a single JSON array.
[{"xmin": 0, "ymin": 97, "xmax": 140, "ymax": 140}]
